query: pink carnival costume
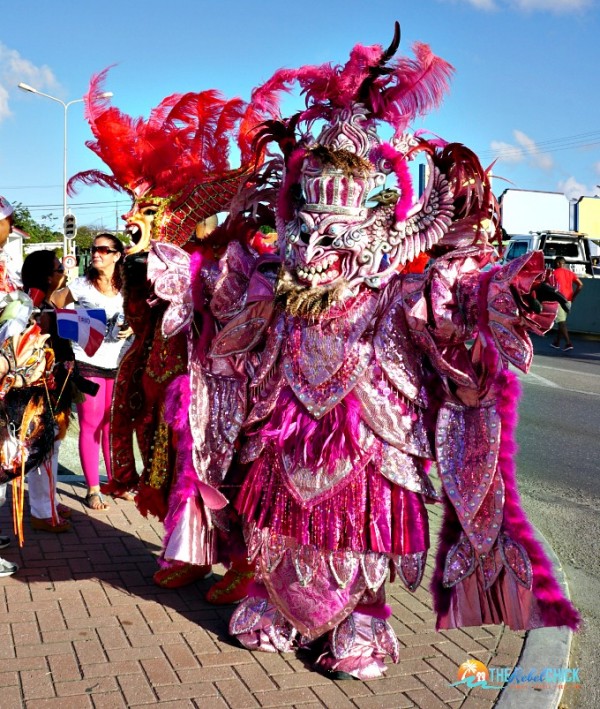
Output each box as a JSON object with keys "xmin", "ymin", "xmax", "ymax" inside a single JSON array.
[{"xmin": 203, "ymin": 26, "xmax": 578, "ymax": 678}]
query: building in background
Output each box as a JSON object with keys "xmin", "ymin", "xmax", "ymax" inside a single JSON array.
[
  {"xmin": 499, "ymin": 189, "xmax": 570, "ymax": 236},
  {"xmin": 4, "ymin": 225, "xmax": 29, "ymax": 274}
]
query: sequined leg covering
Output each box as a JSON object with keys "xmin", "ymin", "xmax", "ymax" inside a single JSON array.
[
  {"xmin": 230, "ymin": 589, "xmax": 299, "ymax": 653},
  {"xmin": 229, "ymin": 541, "xmax": 403, "ymax": 679},
  {"xmin": 314, "ymin": 587, "xmax": 399, "ymax": 680}
]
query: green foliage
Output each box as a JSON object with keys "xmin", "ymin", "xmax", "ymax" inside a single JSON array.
[
  {"xmin": 12, "ymin": 203, "xmax": 62, "ymax": 243},
  {"xmin": 75, "ymin": 225, "xmax": 95, "ymax": 251},
  {"xmin": 13, "ymin": 202, "xmax": 129, "ymax": 255}
]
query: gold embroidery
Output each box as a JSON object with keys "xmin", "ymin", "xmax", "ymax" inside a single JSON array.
[{"xmin": 148, "ymin": 407, "xmax": 170, "ymax": 490}]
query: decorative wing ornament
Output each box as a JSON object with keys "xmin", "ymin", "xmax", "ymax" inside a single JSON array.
[
  {"xmin": 363, "ymin": 153, "xmax": 455, "ymax": 283},
  {"xmin": 401, "ymin": 162, "xmax": 454, "ymax": 265},
  {"xmin": 147, "ymin": 240, "xmax": 193, "ymax": 338}
]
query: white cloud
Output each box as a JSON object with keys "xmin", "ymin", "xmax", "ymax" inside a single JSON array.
[
  {"xmin": 0, "ymin": 84, "xmax": 9, "ymax": 121},
  {"xmin": 462, "ymin": 0, "xmax": 498, "ymax": 9},
  {"xmin": 448, "ymin": 0, "xmax": 591, "ymax": 11},
  {"xmin": 558, "ymin": 176, "xmax": 599, "ymax": 200},
  {"xmin": 0, "ymin": 43, "xmax": 61, "ymax": 123},
  {"xmin": 490, "ymin": 140, "xmax": 524, "ymax": 163},
  {"xmin": 513, "ymin": 130, "xmax": 554, "ymax": 170},
  {"xmin": 511, "ymin": 0, "xmax": 591, "ymax": 13},
  {"xmin": 491, "ymin": 130, "xmax": 554, "ymax": 171}
]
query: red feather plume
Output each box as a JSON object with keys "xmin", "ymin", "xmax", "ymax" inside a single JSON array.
[{"xmin": 70, "ymin": 68, "xmax": 284, "ymax": 199}]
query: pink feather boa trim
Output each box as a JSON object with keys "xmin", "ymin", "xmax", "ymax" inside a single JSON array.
[
  {"xmin": 371, "ymin": 143, "xmax": 414, "ymax": 223},
  {"xmin": 493, "ymin": 368, "xmax": 580, "ymax": 630}
]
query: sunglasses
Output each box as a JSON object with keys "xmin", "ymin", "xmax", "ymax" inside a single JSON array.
[{"xmin": 91, "ymin": 245, "xmax": 118, "ymax": 255}]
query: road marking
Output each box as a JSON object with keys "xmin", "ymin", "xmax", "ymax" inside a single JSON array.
[
  {"xmin": 520, "ymin": 371, "xmax": 600, "ymax": 397},
  {"xmin": 523, "ymin": 371, "xmax": 561, "ymax": 388},
  {"xmin": 533, "ymin": 362, "xmax": 600, "ymax": 378}
]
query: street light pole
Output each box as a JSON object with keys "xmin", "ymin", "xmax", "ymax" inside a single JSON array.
[{"xmin": 17, "ymin": 82, "xmax": 113, "ymax": 259}]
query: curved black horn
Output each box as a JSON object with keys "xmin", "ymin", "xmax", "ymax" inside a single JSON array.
[
  {"xmin": 381, "ymin": 21, "xmax": 401, "ymax": 66},
  {"xmin": 357, "ymin": 21, "xmax": 401, "ymax": 105}
]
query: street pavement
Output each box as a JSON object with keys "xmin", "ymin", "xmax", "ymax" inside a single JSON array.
[{"xmin": 0, "ymin": 404, "xmax": 575, "ymax": 708}]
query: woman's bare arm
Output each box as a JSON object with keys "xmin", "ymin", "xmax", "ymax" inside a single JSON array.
[{"xmin": 49, "ymin": 286, "xmax": 75, "ymax": 308}]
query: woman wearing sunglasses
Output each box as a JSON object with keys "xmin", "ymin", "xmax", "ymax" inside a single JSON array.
[
  {"xmin": 52, "ymin": 234, "xmax": 131, "ymax": 510},
  {"xmin": 21, "ymin": 249, "xmax": 74, "ymax": 532}
]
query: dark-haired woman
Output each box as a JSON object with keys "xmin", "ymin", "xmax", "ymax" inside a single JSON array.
[
  {"xmin": 21, "ymin": 249, "xmax": 73, "ymax": 532},
  {"xmin": 52, "ymin": 234, "xmax": 131, "ymax": 510}
]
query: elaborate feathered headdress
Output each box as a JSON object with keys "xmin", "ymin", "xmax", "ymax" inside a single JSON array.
[
  {"xmin": 252, "ymin": 23, "xmax": 452, "ymax": 156},
  {"xmin": 69, "ymin": 68, "xmax": 275, "ymax": 246},
  {"xmin": 260, "ymin": 24, "xmax": 450, "ymax": 133},
  {"xmin": 248, "ymin": 24, "xmax": 455, "ymax": 228},
  {"xmin": 250, "ymin": 24, "xmax": 496, "ymax": 272}
]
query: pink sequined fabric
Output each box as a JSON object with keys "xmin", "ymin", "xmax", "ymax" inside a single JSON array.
[
  {"xmin": 230, "ymin": 595, "xmax": 299, "ymax": 653},
  {"xmin": 236, "ymin": 445, "xmax": 430, "ymax": 556},
  {"xmin": 436, "ymin": 401, "xmax": 503, "ymax": 556},
  {"xmin": 315, "ymin": 608, "xmax": 400, "ymax": 680},
  {"xmin": 487, "ymin": 251, "xmax": 558, "ymax": 372},
  {"xmin": 204, "ymin": 234, "xmax": 579, "ymax": 652}
]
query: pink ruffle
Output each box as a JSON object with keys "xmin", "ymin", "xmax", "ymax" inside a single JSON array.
[{"xmin": 260, "ymin": 388, "xmax": 362, "ymax": 476}]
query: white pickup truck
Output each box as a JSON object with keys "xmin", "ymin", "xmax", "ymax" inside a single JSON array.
[{"xmin": 502, "ymin": 230, "xmax": 595, "ymax": 277}]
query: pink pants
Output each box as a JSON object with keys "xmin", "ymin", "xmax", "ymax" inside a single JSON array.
[{"xmin": 76, "ymin": 376, "xmax": 114, "ymax": 489}]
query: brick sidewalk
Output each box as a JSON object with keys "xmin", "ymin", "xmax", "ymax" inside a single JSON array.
[{"xmin": 0, "ymin": 478, "xmax": 525, "ymax": 708}]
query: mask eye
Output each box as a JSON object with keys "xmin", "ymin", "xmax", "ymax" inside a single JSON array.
[
  {"xmin": 327, "ymin": 224, "xmax": 343, "ymax": 236},
  {"xmin": 299, "ymin": 223, "xmax": 309, "ymax": 234},
  {"xmin": 142, "ymin": 207, "xmax": 158, "ymax": 217}
]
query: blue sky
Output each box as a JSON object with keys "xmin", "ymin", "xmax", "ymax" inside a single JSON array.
[{"xmin": 1, "ymin": 0, "xmax": 599, "ymax": 230}]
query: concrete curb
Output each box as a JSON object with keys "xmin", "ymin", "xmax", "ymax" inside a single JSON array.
[{"xmin": 494, "ymin": 529, "xmax": 575, "ymax": 709}]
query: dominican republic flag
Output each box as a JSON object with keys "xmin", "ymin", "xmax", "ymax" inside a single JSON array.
[{"xmin": 56, "ymin": 308, "xmax": 107, "ymax": 356}]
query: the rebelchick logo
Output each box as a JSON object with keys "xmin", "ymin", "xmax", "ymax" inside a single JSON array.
[
  {"xmin": 451, "ymin": 659, "xmax": 581, "ymax": 691},
  {"xmin": 455, "ymin": 660, "xmax": 490, "ymax": 686}
]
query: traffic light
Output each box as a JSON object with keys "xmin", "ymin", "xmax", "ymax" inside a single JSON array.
[{"xmin": 64, "ymin": 213, "xmax": 77, "ymax": 239}]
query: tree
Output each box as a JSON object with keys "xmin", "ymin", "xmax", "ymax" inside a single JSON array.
[
  {"xmin": 75, "ymin": 225, "xmax": 95, "ymax": 251},
  {"xmin": 12, "ymin": 203, "xmax": 62, "ymax": 244},
  {"xmin": 13, "ymin": 202, "xmax": 130, "ymax": 252}
]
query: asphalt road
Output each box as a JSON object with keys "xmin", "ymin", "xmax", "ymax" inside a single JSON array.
[{"xmin": 514, "ymin": 334, "xmax": 600, "ymax": 709}]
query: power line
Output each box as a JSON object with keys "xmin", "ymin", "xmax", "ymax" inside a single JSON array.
[
  {"xmin": 477, "ymin": 132, "xmax": 600, "ymax": 159},
  {"xmin": 21, "ymin": 199, "xmax": 130, "ymax": 208},
  {"xmin": 5, "ymin": 127, "xmax": 600, "ymax": 208},
  {"xmin": 480, "ymin": 139, "xmax": 600, "ymax": 160},
  {"xmin": 493, "ymin": 129, "xmax": 600, "ymax": 149}
]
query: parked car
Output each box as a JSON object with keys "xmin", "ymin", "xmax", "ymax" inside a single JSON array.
[{"xmin": 502, "ymin": 231, "xmax": 595, "ymax": 277}]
